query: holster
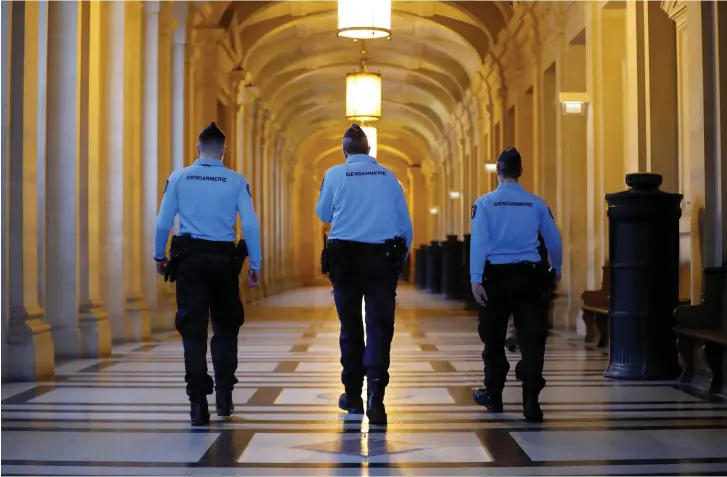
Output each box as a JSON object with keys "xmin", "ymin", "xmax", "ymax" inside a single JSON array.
[
  {"xmin": 321, "ymin": 241, "xmax": 330, "ymax": 275},
  {"xmin": 326, "ymin": 240, "xmax": 346, "ymax": 283},
  {"xmin": 384, "ymin": 237, "xmax": 408, "ymax": 275},
  {"xmin": 234, "ymin": 240, "xmax": 248, "ymax": 276},
  {"xmin": 165, "ymin": 235, "xmax": 187, "ymax": 283}
]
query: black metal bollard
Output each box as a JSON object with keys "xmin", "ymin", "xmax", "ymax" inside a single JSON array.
[
  {"xmin": 426, "ymin": 240, "xmax": 443, "ymax": 294},
  {"xmin": 604, "ymin": 173, "xmax": 682, "ymax": 380},
  {"xmin": 415, "ymin": 245, "xmax": 428, "ymax": 289},
  {"xmin": 441, "ymin": 235, "xmax": 462, "ymax": 300},
  {"xmin": 462, "ymin": 234, "xmax": 478, "ymax": 310}
]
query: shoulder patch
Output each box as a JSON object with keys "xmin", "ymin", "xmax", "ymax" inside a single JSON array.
[
  {"xmin": 471, "ymin": 204, "xmax": 477, "ymax": 219},
  {"xmin": 246, "ymin": 183, "xmax": 252, "ymax": 197},
  {"xmin": 548, "ymin": 206, "xmax": 554, "ymax": 218}
]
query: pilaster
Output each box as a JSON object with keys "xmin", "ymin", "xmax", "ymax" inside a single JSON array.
[
  {"xmin": 45, "ymin": 0, "xmax": 84, "ymax": 358},
  {"xmin": 6, "ymin": 0, "xmax": 55, "ymax": 379},
  {"xmin": 79, "ymin": 0, "xmax": 113, "ymax": 357}
]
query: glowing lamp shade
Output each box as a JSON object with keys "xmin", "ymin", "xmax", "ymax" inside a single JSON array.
[
  {"xmin": 558, "ymin": 92, "xmax": 590, "ymax": 116},
  {"xmin": 346, "ymin": 72, "xmax": 382, "ymax": 121},
  {"xmin": 429, "ymin": 207, "xmax": 439, "ymax": 215},
  {"xmin": 484, "ymin": 163, "xmax": 497, "ymax": 173},
  {"xmin": 338, "ymin": 0, "xmax": 392, "ymax": 40},
  {"xmin": 361, "ymin": 126, "xmax": 377, "ymax": 158},
  {"xmin": 449, "ymin": 191, "xmax": 461, "ymax": 199},
  {"xmin": 562, "ymin": 101, "xmax": 585, "ymax": 115}
]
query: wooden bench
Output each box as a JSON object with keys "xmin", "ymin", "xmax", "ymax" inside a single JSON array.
[
  {"xmin": 674, "ymin": 328, "xmax": 727, "ymax": 395},
  {"xmin": 581, "ymin": 264, "xmax": 610, "ymax": 347},
  {"xmin": 674, "ymin": 266, "xmax": 727, "ymax": 396}
]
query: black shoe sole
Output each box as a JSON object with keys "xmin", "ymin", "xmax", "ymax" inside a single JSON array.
[
  {"xmin": 216, "ymin": 407, "xmax": 234, "ymax": 418},
  {"xmin": 338, "ymin": 394, "xmax": 364, "ymax": 414},
  {"xmin": 472, "ymin": 392, "xmax": 504, "ymax": 413},
  {"xmin": 366, "ymin": 408, "xmax": 387, "ymax": 425},
  {"xmin": 191, "ymin": 416, "xmax": 210, "ymax": 426},
  {"xmin": 524, "ymin": 413, "xmax": 544, "ymax": 423}
]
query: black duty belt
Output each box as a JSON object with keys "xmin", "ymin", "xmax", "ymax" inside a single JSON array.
[
  {"xmin": 327, "ymin": 239, "xmax": 388, "ymax": 254},
  {"xmin": 173, "ymin": 235, "xmax": 235, "ymax": 255}
]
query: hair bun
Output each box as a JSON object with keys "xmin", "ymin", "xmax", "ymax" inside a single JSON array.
[{"xmin": 209, "ymin": 122, "xmax": 217, "ymax": 128}]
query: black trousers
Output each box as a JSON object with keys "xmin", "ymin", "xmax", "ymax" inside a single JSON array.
[
  {"xmin": 330, "ymin": 243, "xmax": 399, "ymax": 392},
  {"xmin": 175, "ymin": 251, "xmax": 243, "ymax": 402},
  {"xmin": 478, "ymin": 262, "xmax": 549, "ymax": 396}
]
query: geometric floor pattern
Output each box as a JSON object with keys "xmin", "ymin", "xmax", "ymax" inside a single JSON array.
[{"xmin": 2, "ymin": 286, "xmax": 727, "ymax": 476}]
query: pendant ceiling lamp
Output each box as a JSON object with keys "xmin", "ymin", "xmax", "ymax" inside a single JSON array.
[
  {"xmin": 337, "ymin": 0, "xmax": 392, "ymax": 40},
  {"xmin": 345, "ymin": 45, "xmax": 382, "ymax": 122},
  {"xmin": 361, "ymin": 125, "xmax": 377, "ymax": 158}
]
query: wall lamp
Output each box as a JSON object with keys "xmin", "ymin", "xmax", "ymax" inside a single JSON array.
[
  {"xmin": 429, "ymin": 207, "xmax": 439, "ymax": 215},
  {"xmin": 559, "ymin": 92, "xmax": 590, "ymax": 116},
  {"xmin": 484, "ymin": 163, "xmax": 497, "ymax": 173},
  {"xmin": 449, "ymin": 191, "xmax": 461, "ymax": 199}
]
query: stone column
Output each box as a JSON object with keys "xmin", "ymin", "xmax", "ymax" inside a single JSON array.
[
  {"xmin": 552, "ymin": 35, "xmax": 589, "ymax": 330},
  {"xmin": 171, "ymin": 2, "xmax": 187, "ymax": 186},
  {"xmin": 191, "ymin": 27, "xmax": 223, "ymax": 134},
  {"xmin": 156, "ymin": 3, "xmax": 176, "ymax": 318},
  {"xmin": 261, "ymin": 120, "xmax": 278, "ymax": 294},
  {"xmin": 409, "ymin": 163, "xmax": 428, "ymax": 250},
  {"xmin": 280, "ymin": 159, "xmax": 287, "ymax": 288},
  {"xmin": 125, "ymin": 2, "xmax": 151, "ymax": 340},
  {"xmin": 45, "ymin": 0, "xmax": 84, "ymax": 358},
  {"xmin": 1, "ymin": 0, "xmax": 11, "ymax": 380},
  {"xmin": 104, "ymin": 1, "xmax": 150, "ymax": 342},
  {"xmin": 78, "ymin": 0, "xmax": 112, "ymax": 357},
  {"xmin": 5, "ymin": 0, "xmax": 55, "ymax": 379},
  {"xmin": 252, "ymin": 106, "xmax": 267, "ymax": 301},
  {"xmin": 624, "ymin": 0, "xmax": 679, "ymax": 184},
  {"xmin": 141, "ymin": 1, "xmax": 162, "ymax": 328},
  {"xmin": 685, "ymin": 1, "xmax": 726, "ymax": 294},
  {"xmin": 585, "ymin": 5, "xmax": 627, "ymax": 287}
]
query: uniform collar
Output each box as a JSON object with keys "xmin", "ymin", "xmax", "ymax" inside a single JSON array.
[
  {"xmin": 345, "ymin": 154, "xmax": 377, "ymax": 164},
  {"xmin": 497, "ymin": 182, "xmax": 523, "ymax": 191},
  {"xmin": 194, "ymin": 158, "xmax": 224, "ymax": 167}
]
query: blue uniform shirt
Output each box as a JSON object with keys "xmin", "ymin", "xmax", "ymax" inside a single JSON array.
[
  {"xmin": 154, "ymin": 158, "xmax": 262, "ymax": 270},
  {"xmin": 470, "ymin": 182, "xmax": 562, "ymax": 283},
  {"xmin": 316, "ymin": 154, "xmax": 413, "ymax": 251}
]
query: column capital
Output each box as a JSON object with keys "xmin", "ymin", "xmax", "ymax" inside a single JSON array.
[{"xmin": 661, "ymin": 1, "xmax": 688, "ymax": 30}]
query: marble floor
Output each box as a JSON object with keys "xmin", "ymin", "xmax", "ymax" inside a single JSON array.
[{"xmin": 2, "ymin": 286, "xmax": 727, "ymax": 476}]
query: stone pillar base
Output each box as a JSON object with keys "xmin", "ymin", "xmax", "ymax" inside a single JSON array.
[
  {"xmin": 125, "ymin": 296, "xmax": 151, "ymax": 341},
  {"xmin": 6, "ymin": 314, "xmax": 55, "ymax": 381},
  {"xmin": 151, "ymin": 302, "xmax": 176, "ymax": 332},
  {"xmin": 79, "ymin": 304, "xmax": 113, "ymax": 358},
  {"xmin": 51, "ymin": 326, "xmax": 82, "ymax": 359}
]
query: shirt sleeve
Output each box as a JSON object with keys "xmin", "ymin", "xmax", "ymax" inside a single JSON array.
[
  {"xmin": 237, "ymin": 175, "xmax": 262, "ymax": 271},
  {"xmin": 154, "ymin": 172, "xmax": 179, "ymax": 259},
  {"xmin": 315, "ymin": 170, "xmax": 335, "ymax": 224},
  {"xmin": 395, "ymin": 181, "xmax": 413, "ymax": 251},
  {"xmin": 538, "ymin": 202, "xmax": 563, "ymax": 272},
  {"xmin": 469, "ymin": 197, "xmax": 489, "ymax": 283}
]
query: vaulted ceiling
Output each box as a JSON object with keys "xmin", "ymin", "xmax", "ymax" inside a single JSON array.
[{"xmin": 205, "ymin": 1, "xmax": 513, "ymax": 177}]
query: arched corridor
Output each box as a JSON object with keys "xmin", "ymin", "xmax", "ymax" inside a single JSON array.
[{"xmin": 3, "ymin": 0, "xmax": 727, "ymax": 473}]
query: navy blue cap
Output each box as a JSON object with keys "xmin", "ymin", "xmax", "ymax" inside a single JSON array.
[{"xmin": 497, "ymin": 146, "xmax": 521, "ymax": 169}]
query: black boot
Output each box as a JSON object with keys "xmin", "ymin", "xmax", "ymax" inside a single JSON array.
[
  {"xmin": 523, "ymin": 394, "xmax": 544, "ymax": 422},
  {"xmin": 366, "ymin": 379, "xmax": 387, "ymax": 425},
  {"xmin": 472, "ymin": 388, "xmax": 504, "ymax": 413},
  {"xmin": 216, "ymin": 392, "xmax": 234, "ymax": 418},
  {"xmin": 190, "ymin": 399, "xmax": 210, "ymax": 426},
  {"xmin": 338, "ymin": 391, "xmax": 364, "ymax": 414}
]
